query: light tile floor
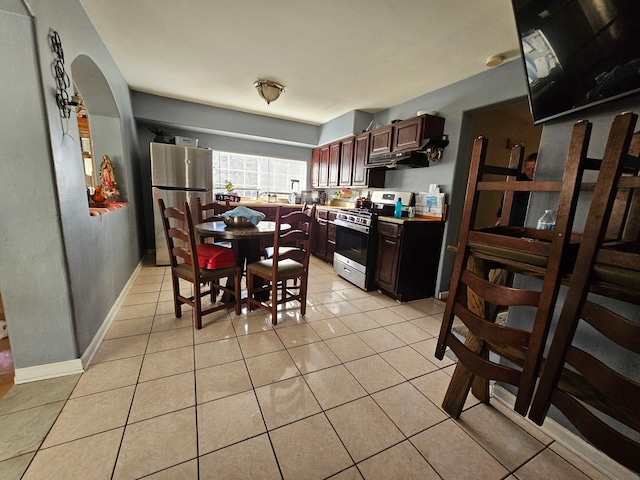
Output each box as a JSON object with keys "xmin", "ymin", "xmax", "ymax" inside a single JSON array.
[{"xmin": 0, "ymin": 256, "xmax": 620, "ymax": 479}]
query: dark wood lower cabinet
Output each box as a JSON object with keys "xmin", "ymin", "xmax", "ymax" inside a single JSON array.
[
  {"xmin": 375, "ymin": 220, "xmax": 445, "ymax": 301},
  {"xmin": 311, "ymin": 209, "xmax": 337, "ymax": 263}
]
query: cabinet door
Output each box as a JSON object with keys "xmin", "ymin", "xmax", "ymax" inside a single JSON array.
[
  {"xmin": 369, "ymin": 125, "xmax": 393, "ymax": 158},
  {"xmin": 338, "ymin": 136, "xmax": 354, "ymax": 187},
  {"xmin": 393, "ymin": 116, "xmax": 424, "ymax": 151},
  {"xmin": 422, "ymin": 114, "xmax": 446, "ymax": 142},
  {"xmin": 327, "ymin": 221, "xmax": 336, "ymax": 262},
  {"xmin": 352, "ymin": 132, "xmax": 369, "ymax": 186},
  {"xmin": 313, "ymin": 218, "xmax": 328, "ymax": 259},
  {"xmin": 375, "ymin": 234, "xmax": 400, "ymax": 291},
  {"xmin": 328, "ymin": 141, "xmax": 341, "ymax": 187},
  {"xmin": 318, "ymin": 144, "xmax": 330, "ymax": 188},
  {"xmin": 311, "ymin": 147, "xmax": 320, "ymax": 188}
]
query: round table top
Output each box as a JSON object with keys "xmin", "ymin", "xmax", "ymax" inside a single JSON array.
[{"xmin": 195, "ymin": 221, "xmax": 290, "ymax": 239}]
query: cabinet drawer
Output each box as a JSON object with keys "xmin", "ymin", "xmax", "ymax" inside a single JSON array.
[
  {"xmin": 377, "ymin": 222, "xmax": 401, "ymax": 238},
  {"xmin": 317, "ymin": 209, "xmax": 329, "ymax": 220}
]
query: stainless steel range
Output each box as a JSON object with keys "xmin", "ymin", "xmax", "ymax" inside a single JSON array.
[{"xmin": 333, "ymin": 191, "xmax": 413, "ymax": 290}]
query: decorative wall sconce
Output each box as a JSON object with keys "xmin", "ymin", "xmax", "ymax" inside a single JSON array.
[
  {"xmin": 49, "ymin": 29, "xmax": 80, "ymax": 119},
  {"xmin": 254, "ymin": 79, "xmax": 285, "ymax": 104}
]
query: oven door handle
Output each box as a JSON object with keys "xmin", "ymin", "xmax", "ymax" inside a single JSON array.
[{"xmin": 334, "ymin": 219, "xmax": 370, "ymax": 234}]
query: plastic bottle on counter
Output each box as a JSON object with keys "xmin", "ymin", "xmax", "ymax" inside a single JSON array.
[
  {"xmin": 536, "ymin": 210, "xmax": 556, "ymax": 230},
  {"xmin": 394, "ymin": 198, "xmax": 403, "ymax": 219}
]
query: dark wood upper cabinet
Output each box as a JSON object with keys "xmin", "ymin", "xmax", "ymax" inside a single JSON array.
[
  {"xmin": 328, "ymin": 141, "xmax": 341, "ymax": 187},
  {"xmin": 318, "ymin": 144, "xmax": 330, "ymax": 188},
  {"xmin": 369, "ymin": 125, "xmax": 393, "ymax": 158},
  {"xmin": 352, "ymin": 132, "xmax": 369, "ymax": 186},
  {"xmin": 311, "ymin": 147, "xmax": 320, "ymax": 188},
  {"xmin": 374, "ymin": 114, "xmax": 445, "ymax": 155},
  {"xmin": 338, "ymin": 136, "xmax": 355, "ymax": 187},
  {"xmin": 393, "ymin": 116, "xmax": 424, "ymax": 151}
]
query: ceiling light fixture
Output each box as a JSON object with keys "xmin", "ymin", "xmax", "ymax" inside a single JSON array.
[
  {"xmin": 254, "ymin": 79, "xmax": 285, "ymax": 104},
  {"xmin": 485, "ymin": 55, "xmax": 505, "ymax": 68}
]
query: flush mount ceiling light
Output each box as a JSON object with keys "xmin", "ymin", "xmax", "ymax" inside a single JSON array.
[
  {"xmin": 254, "ymin": 79, "xmax": 285, "ymax": 104},
  {"xmin": 485, "ymin": 54, "xmax": 505, "ymax": 68}
]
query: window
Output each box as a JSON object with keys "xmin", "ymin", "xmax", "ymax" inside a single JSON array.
[{"xmin": 212, "ymin": 151, "xmax": 307, "ymax": 198}]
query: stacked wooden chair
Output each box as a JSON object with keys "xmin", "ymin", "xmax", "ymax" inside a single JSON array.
[
  {"xmin": 435, "ymin": 113, "xmax": 638, "ymax": 418},
  {"xmin": 527, "ymin": 116, "xmax": 640, "ymax": 473}
]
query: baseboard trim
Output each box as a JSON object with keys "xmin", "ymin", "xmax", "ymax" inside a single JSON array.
[
  {"xmin": 14, "ymin": 358, "xmax": 84, "ymax": 384},
  {"xmin": 13, "ymin": 256, "xmax": 145, "ymax": 384},
  {"xmin": 80, "ymin": 257, "xmax": 145, "ymax": 369},
  {"xmin": 492, "ymin": 385, "xmax": 636, "ymax": 480}
]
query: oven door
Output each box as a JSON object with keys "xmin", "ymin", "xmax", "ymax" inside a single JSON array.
[{"xmin": 333, "ymin": 221, "xmax": 375, "ymax": 290}]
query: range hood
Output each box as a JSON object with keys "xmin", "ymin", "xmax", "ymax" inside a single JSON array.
[
  {"xmin": 365, "ymin": 135, "xmax": 449, "ymax": 169},
  {"xmin": 364, "ymin": 149, "xmax": 429, "ymax": 170}
]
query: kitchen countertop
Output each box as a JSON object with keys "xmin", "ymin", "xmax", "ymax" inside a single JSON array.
[
  {"xmin": 230, "ymin": 202, "xmax": 444, "ymax": 223},
  {"xmin": 378, "ymin": 216, "xmax": 445, "ymax": 224}
]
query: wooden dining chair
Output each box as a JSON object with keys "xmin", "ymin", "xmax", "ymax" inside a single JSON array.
[
  {"xmin": 263, "ymin": 203, "xmax": 312, "ymax": 259},
  {"xmin": 246, "ymin": 205, "xmax": 316, "ymax": 325},
  {"xmin": 434, "ymin": 114, "xmax": 624, "ymax": 418},
  {"xmin": 158, "ymin": 199, "xmax": 242, "ymax": 329},
  {"xmin": 195, "ymin": 197, "xmax": 233, "ymax": 246},
  {"xmin": 527, "ymin": 122, "xmax": 640, "ymax": 473}
]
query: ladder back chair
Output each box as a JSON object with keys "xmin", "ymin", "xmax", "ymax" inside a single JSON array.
[
  {"xmin": 195, "ymin": 197, "xmax": 233, "ymax": 246},
  {"xmin": 158, "ymin": 199, "xmax": 241, "ymax": 329},
  {"xmin": 246, "ymin": 205, "xmax": 316, "ymax": 325}
]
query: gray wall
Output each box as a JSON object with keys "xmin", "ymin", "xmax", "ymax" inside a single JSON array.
[{"xmin": 0, "ymin": 0, "xmax": 144, "ymax": 369}]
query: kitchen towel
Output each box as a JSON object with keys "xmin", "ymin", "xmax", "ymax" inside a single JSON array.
[{"xmin": 222, "ymin": 206, "xmax": 266, "ymax": 225}]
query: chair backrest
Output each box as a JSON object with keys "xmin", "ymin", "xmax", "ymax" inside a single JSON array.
[
  {"xmin": 605, "ymin": 130, "xmax": 640, "ymax": 243},
  {"xmin": 158, "ymin": 198, "xmax": 201, "ymax": 271},
  {"xmin": 273, "ymin": 205, "xmax": 316, "ymax": 264},
  {"xmin": 196, "ymin": 197, "xmax": 232, "ymax": 223}
]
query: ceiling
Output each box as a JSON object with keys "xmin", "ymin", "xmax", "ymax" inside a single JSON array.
[{"xmin": 78, "ymin": 0, "xmax": 522, "ymax": 126}]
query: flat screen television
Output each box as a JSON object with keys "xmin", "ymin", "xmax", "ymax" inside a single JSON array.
[{"xmin": 511, "ymin": 0, "xmax": 640, "ymax": 124}]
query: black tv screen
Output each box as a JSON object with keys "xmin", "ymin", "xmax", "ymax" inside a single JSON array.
[{"xmin": 511, "ymin": 0, "xmax": 640, "ymax": 124}]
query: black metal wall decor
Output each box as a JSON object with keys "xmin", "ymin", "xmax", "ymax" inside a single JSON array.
[{"xmin": 49, "ymin": 29, "xmax": 78, "ymax": 119}]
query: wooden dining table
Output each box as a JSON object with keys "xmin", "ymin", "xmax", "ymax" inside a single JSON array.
[{"xmin": 195, "ymin": 220, "xmax": 291, "ymax": 301}]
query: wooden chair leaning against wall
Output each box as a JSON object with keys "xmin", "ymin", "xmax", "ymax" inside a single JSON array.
[
  {"xmin": 434, "ymin": 117, "xmax": 599, "ymax": 418},
  {"xmin": 527, "ymin": 117, "xmax": 640, "ymax": 474},
  {"xmin": 246, "ymin": 205, "xmax": 316, "ymax": 325},
  {"xmin": 158, "ymin": 199, "xmax": 241, "ymax": 330}
]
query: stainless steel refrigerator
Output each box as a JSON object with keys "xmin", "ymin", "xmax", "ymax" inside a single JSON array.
[{"xmin": 151, "ymin": 143, "xmax": 213, "ymax": 265}]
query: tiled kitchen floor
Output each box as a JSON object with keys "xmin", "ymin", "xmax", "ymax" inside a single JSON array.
[{"xmin": 0, "ymin": 255, "xmax": 620, "ymax": 479}]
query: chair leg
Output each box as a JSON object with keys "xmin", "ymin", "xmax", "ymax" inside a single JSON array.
[
  {"xmin": 194, "ymin": 281, "xmax": 205, "ymax": 330},
  {"xmin": 246, "ymin": 271, "xmax": 254, "ymax": 312},
  {"xmin": 172, "ymin": 275, "xmax": 182, "ymax": 318},
  {"xmin": 299, "ymin": 274, "xmax": 308, "ymax": 316},
  {"xmin": 271, "ymin": 279, "xmax": 278, "ymax": 325},
  {"xmin": 234, "ymin": 271, "xmax": 241, "ymax": 315}
]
